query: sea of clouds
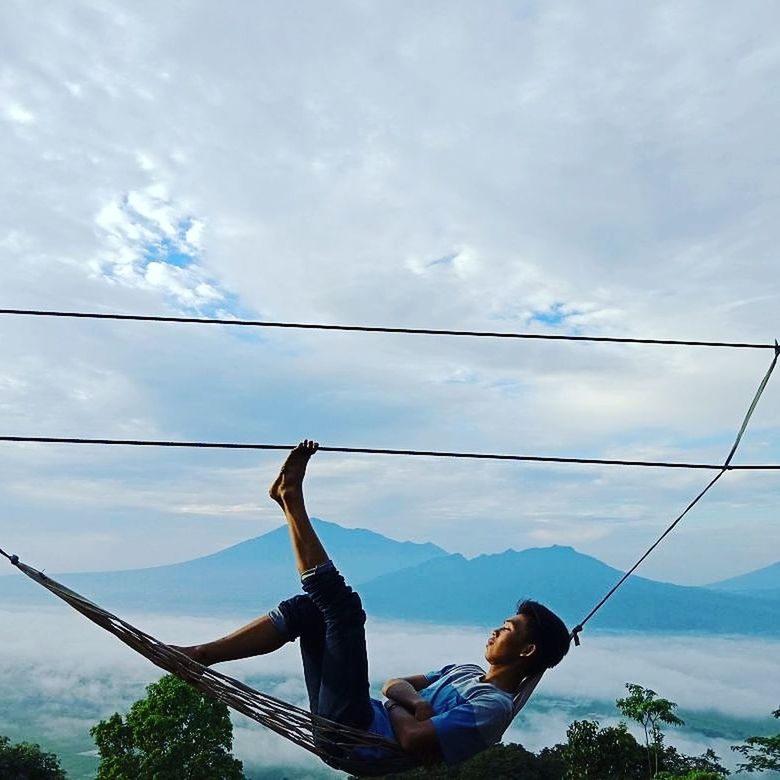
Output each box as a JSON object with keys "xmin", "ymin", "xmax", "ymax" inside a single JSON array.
[{"xmin": 2, "ymin": 605, "xmax": 778, "ymax": 777}]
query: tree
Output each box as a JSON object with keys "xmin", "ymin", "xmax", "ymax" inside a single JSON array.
[
  {"xmin": 355, "ymin": 741, "xmax": 563, "ymax": 779},
  {"xmin": 446, "ymin": 742, "xmax": 561, "ymax": 779},
  {"xmin": 559, "ymin": 719, "xmax": 646, "ymax": 779},
  {"xmin": 91, "ymin": 674, "xmax": 244, "ymax": 779},
  {"xmin": 617, "ymin": 682, "xmax": 684, "ymax": 777},
  {"xmin": 659, "ymin": 746, "xmax": 727, "ymax": 778},
  {"xmin": 731, "ymin": 705, "xmax": 780, "ymax": 773},
  {"xmin": 0, "ymin": 735, "xmax": 66, "ymax": 779}
]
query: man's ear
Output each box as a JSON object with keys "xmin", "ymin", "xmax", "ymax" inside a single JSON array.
[{"xmin": 519, "ymin": 642, "xmax": 537, "ymax": 660}]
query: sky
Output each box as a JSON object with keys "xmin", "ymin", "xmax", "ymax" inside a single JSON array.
[{"xmin": 1, "ymin": 0, "xmax": 779, "ymax": 586}]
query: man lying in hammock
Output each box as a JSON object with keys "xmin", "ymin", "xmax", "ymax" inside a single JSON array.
[{"xmin": 175, "ymin": 440, "xmax": 570, "ymax": 769}]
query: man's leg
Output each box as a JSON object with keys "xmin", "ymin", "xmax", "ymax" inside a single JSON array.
[
  {"xmin": 300, "ymin": 562, "xmax": 374, "ymax": 729},
  {"xmin": 271, "ymin": 440, "xmax": 373, "ymax": 730},
  {"xmin": 268, "ymin": 439, "xmax": 328, "ymax": 574},
  {"xmin": 176, "ymin": 442, "xmax": 372, "ymax": 729},
  {"xmin": 175, "ymin": 614, "xmax": 286, "ymax": 666},
  {"xmin": 173, "ymin": 441, "xmax": 326, "ymax": 665}
]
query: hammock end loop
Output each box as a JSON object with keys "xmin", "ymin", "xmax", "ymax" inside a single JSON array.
[
  {"xmin": 571, "ymin": 624, "xmax": 583, "ymax": 647},
  {"xmin": 0, "ymin": 547, "xmax": 20, "ymax": 567}
]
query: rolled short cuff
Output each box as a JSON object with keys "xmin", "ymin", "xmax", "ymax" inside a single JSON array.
[
  {"xmin": 268, "ymin": 605, "xmax": 291, "ymax": 641},
  {"xmin": 301, "ymin": 558, "xmax": 336, "ymax": 583}
]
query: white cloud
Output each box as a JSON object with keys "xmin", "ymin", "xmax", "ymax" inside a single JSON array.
[
  {"xmin": 90, "ymin": 183, "xmax": 225, "ymax": 310},
  {"xmin": 3, "ymin": 101, "xmax": 35, "ymax": 124}
]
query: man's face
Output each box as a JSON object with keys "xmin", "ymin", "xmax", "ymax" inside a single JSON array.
[{"xmin": 484, "ymin": 613, "xmax": 536, "ymax": 666}]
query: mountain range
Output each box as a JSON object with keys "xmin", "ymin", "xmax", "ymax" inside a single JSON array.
[{"xmin": 1, "ymin": 518, "xmax": 778, "ymax": 636}]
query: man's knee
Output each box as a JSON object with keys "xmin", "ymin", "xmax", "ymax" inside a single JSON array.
[
  {"xmin": 302, "ymin": 567, "xmax": 366, "ymax": 627},
  {"xmin": 272, "ymin": 594, "xmax": 322, "ymax": 641},
  {"xmin": 343, "ymin": 590, "xmax": 366, "ymax": 622},
  {"xmin": 324, "ymin": 590, "xmax": 367, "ymax": 632}
]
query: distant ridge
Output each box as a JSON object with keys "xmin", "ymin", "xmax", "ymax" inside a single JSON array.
[
  {"xmin": 359, "ymin": 545, "xmax": 780, "ymax": 636},
  {"xmin": 705, "ymin": 560, "xmax": 780, "ymax": 601},
  {"xmin": 1, "ymin": 521, "xmax": 778, "ymax": 636}
]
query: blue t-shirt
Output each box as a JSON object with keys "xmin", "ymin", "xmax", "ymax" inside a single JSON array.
[
  {"xmin": 419, "ymin": 663, "xmax": 515, "ymax": 764},
  {"xmin": 347, "ymin": 700, "xmax": 416, "ymax": 773},
  {"xmin": 364, "ymin": 663, "xmax": 515, "ymax": 767}
]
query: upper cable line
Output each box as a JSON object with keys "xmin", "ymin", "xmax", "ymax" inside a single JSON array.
[
  {"xmin": 0, "ymin": 308, "xmax": 775, "ymax": 350},
  {"xmin": 1, "ymin": 435, "xmax": 779, "ymax": 470}
]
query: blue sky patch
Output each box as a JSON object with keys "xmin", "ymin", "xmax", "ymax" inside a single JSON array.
[
  {"xmin": 530, "ymin": 302, "xmax": 570, "ymax": 326},
  {"xmin": 427, "ymin": 251, "xmax": 458, "ymax": 269},
  {"xmin": 202, "ymin": 292, "xmax": 251, "ymax": 321},
  {"xmin": 143, "ymin": 235, "xmax": 196, "ymax": 269}
]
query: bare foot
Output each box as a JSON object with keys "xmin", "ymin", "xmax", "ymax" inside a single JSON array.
[{"xmin": 269, "ymin": 440, "xmax": 319, "ymax": 505}]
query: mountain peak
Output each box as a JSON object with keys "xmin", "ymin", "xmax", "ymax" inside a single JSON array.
[
  {"xmin": 532, "ymin": 544, "xmax": 577, "ymax": 553},
  {"xmin": 706, "ymin": 560, "xmax": 780, "ymax": 593}
]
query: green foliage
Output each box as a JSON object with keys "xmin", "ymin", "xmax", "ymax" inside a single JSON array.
[
  {"xmin": 617, "ymin": 682, "xmax": 685, "ymax": 777},
  {"xmin": 0, "ymin": 734, "xmax": 67, "ymax": 779},
  {"xmin": 558, "ymin": 719, "xmax": 646, "ymax": 779},
  {"xmin": 655, "ymin": 772, "xmax": 724, "ymax": 780},
  {"xmin": 731, "ymin": 704, "xmax": 780, "ymax": 773},
  {"xmin": 91, "ymin": 674, "xmax": 244, "ymax": 779},
  {"xmin": 660, "ymin": 746, "xmax": 727, "ymax": 778},
  {"xmin": 448, "ymin": 742, "xmax": 562, "ymax": 779},
  {"xmin": 355, "ymin": 742, "xmax": 563, "ymax": 779}
]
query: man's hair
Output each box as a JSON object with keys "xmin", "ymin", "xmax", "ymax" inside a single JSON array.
[{"xmin": 516, "ymin": 599, "xmax": 570, "ymax": 672}]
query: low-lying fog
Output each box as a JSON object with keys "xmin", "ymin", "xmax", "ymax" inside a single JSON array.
[{"xmin": 2, "ymin": 605, "xmax": 778, "ymax": 778}]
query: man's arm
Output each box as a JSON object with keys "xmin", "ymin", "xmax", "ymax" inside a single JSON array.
[
  {"xmin": 382, "ymin": 675, "xmax": 429, "ymax": 697},
  {"xmin": 387, "ymin": 702, "xmax": 442, "ymax": 764},
  {"xmin": 382, "ymin": 675, "xmax": 433, "ymax": 720}
]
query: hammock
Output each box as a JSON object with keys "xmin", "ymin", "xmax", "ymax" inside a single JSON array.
[{"xmin": 2, "ymin": 551, "xmax": 542, "ymax": 777}]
